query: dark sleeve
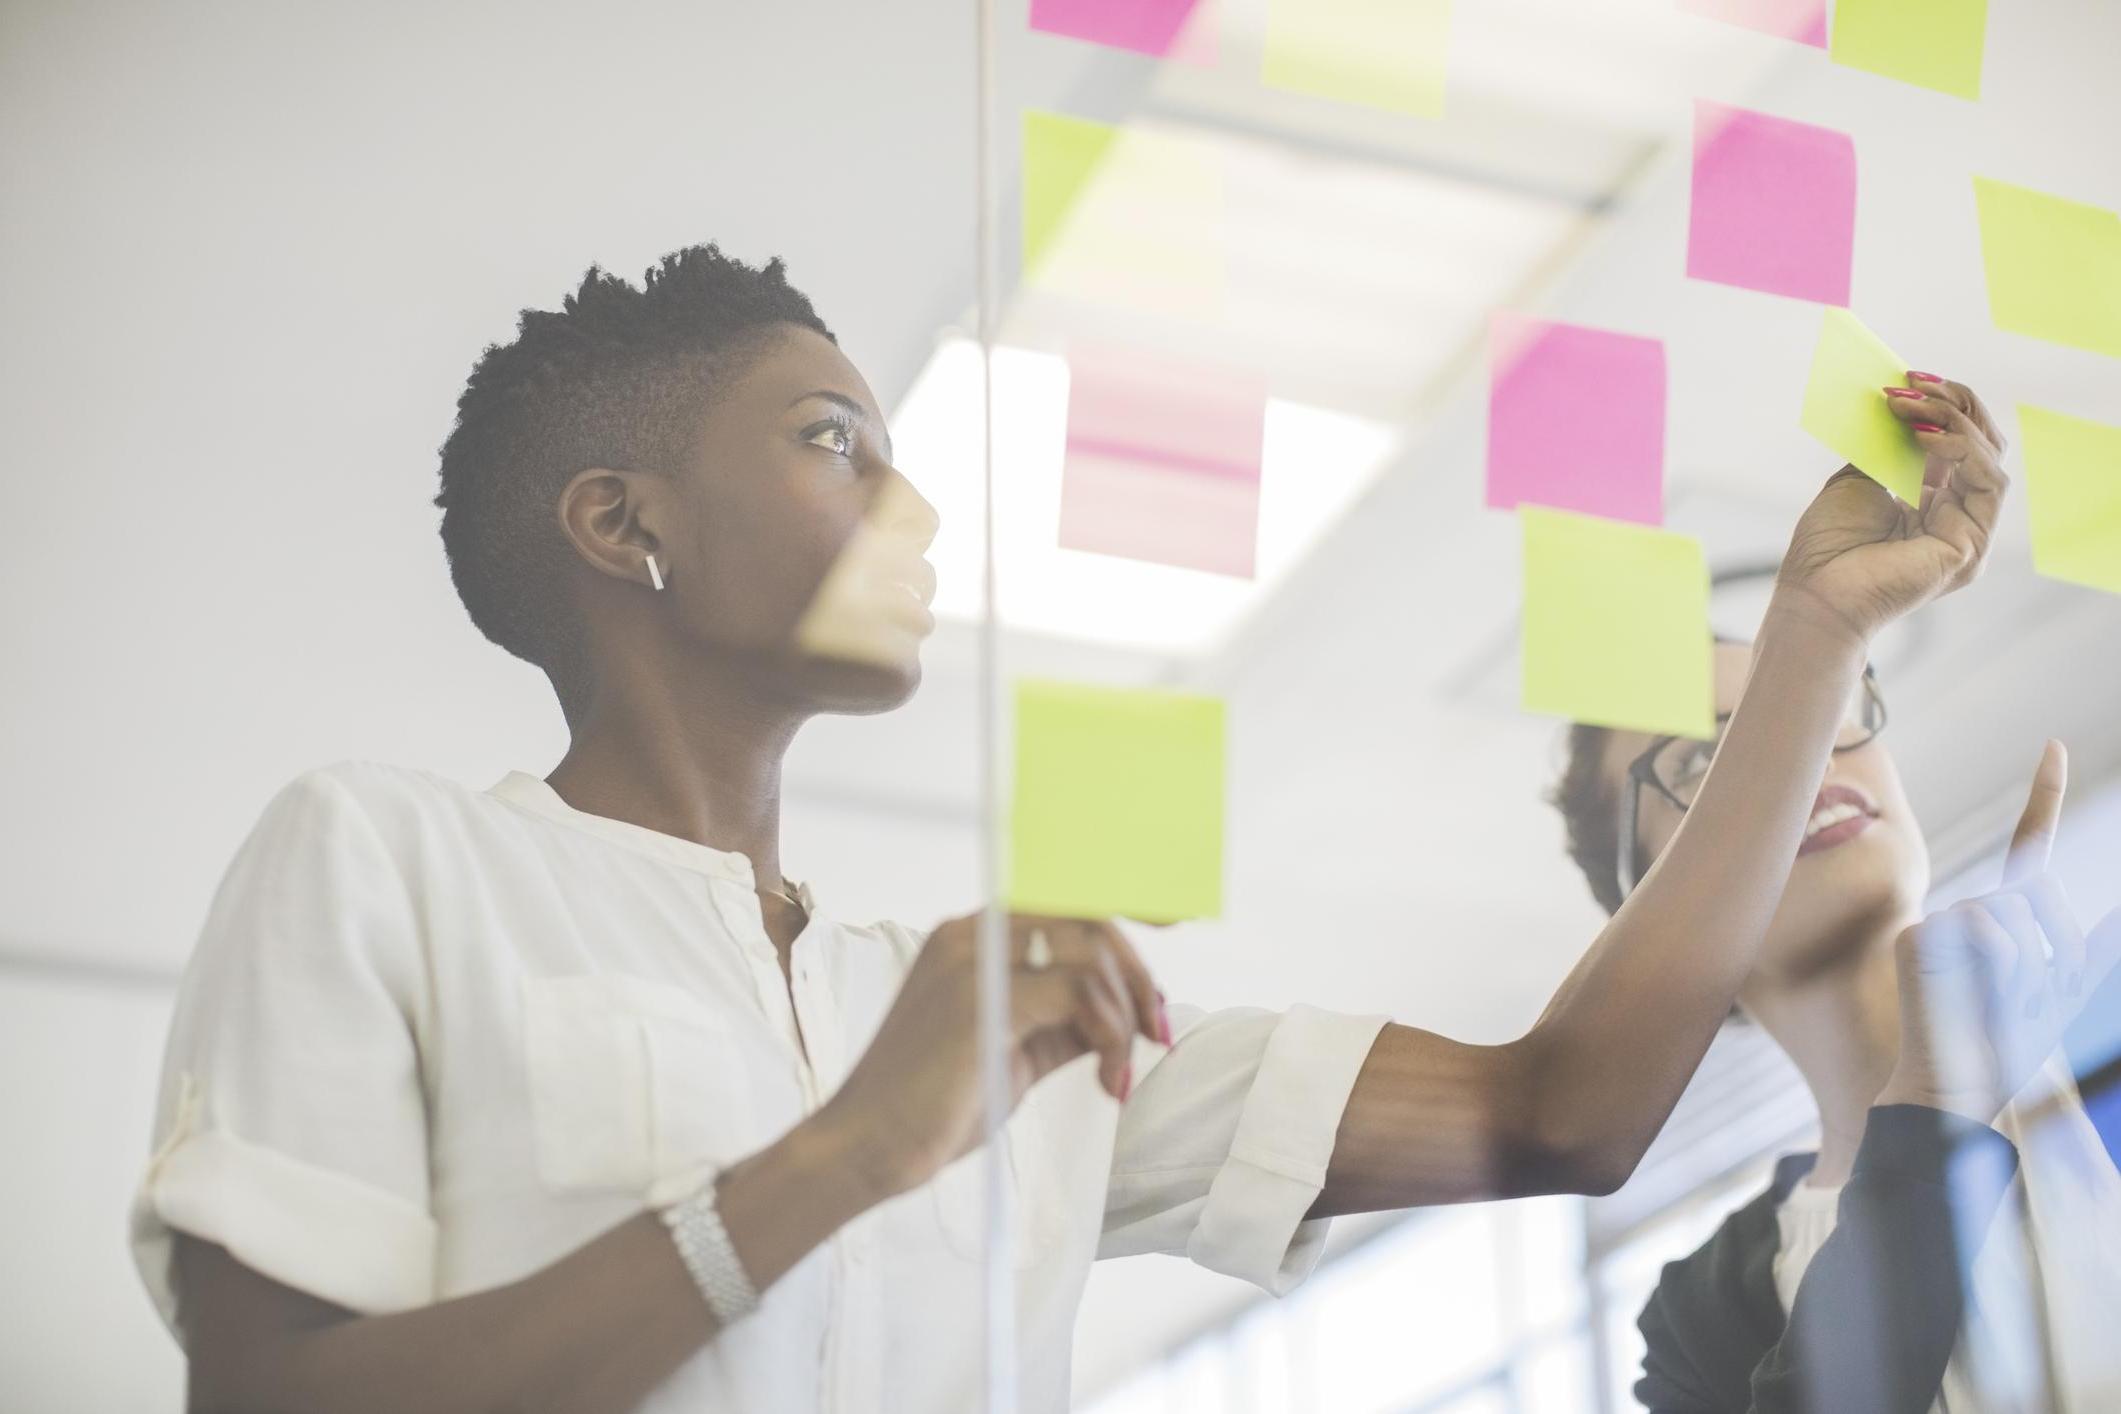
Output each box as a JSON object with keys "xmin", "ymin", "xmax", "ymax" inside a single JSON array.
[
  {"xmin": 1639, "ymin": 1106, "xmax": 2020, "ymax": 1414},
  {"xmin": 1639, "ymin": 1282, "xmax": 1745, "ymax": 1413},
  {"xmin": 1746, "ymin": 1105, "xmax": 2018, "ymax": 1413},
  {"xmin": 1636, "ymin": 1191, "xmax": 1786, "ymax": 1414}
]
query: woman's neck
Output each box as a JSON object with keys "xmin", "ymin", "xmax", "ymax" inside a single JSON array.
[
  {"xmin": 1747, "ymin": 917, "xmax": 1919, "ymax": 1189},
  {"xmin": 544, "ymin": 653, "xmax": 803, "ymax": 893}
]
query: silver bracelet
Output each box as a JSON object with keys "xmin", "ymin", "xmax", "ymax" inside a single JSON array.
[{"xmin": 660, "ymin": 1174, "xmax": 760, "ymax": 1326}]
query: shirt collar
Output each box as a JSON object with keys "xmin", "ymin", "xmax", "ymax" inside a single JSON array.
[{"xmin": 486, "ymin": 769, "xmax": 813, "ymax": 907}]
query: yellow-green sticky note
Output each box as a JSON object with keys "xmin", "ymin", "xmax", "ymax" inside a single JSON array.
[
  {"xmin": 1973, "ymin": 177, "xmax": 2121, "ymax": 360},
  {"xmin": 1800, "ymin": 308, "xmax": 1927, "ymax": 506},
  {"xmin": 1022, "ymin": 110, "xmax": 1120, "ymax": 279},
  {"xmin": 1522, "ymin": 509, "xmax": 1714, "ymax": 741},
  {"xmin": 1262, "ymin": 0, "xmax": 1451, "ymax": 120},
  {"xmin": 1009, "ymin": 681, "xmax": 1224, "ymax": 922},
  {"xmin": 1019, "ymin": 111, "xmax": 1225, "ymax": 320},
  {"xmin": 2020, "ymin": 405, "xmax": 2121, "ymax": 596},
  {"xmin": 1830, "ymin": 0, "xmax": 1986, "ymax": 100}
]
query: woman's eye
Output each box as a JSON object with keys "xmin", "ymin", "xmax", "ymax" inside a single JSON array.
[{"xmin": 807, "ymin": 426, "xmax": 852, "ymax": 456}]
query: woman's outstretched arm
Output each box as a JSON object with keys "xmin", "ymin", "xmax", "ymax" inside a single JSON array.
[{"xmin": 1313, "ymin": 375, "xmax": 2011, "ymax": 1211}]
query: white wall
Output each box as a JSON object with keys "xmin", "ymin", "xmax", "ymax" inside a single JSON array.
[{"xmin": 0, "ymin": 972, "xmax": 183, "ymax": 1410}]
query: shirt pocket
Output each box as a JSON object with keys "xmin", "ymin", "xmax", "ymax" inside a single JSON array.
[
  {"xmin": 521, "ymin": 973, "xmax": 756, "ymax": 1196},
  {"xmin": 929, "ymin": 1090, "xmax": 1062, "ymax": 1269}
]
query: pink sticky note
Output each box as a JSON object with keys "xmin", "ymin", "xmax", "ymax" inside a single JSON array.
[
  {"xmin": 1058, "ymin": 347, "xmax": 1265, "ymax": 579},
  {"xmin": 1678, "ymin": 0, "xmax": 1827, "ymax": 46},
  {"xmin": 1030, "ymin": 0, "xmax": 1211, "ymax": 60},
  {"xmin": 1688, "ymin": 100, "xmax": 1856, "ymax": 305},
  {"xmin": 1488, "ymin": 315, "xmax": 1667, "ymax": 526}
]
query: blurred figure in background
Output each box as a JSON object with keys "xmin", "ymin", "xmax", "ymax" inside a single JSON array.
[{"xmin": 1554, "ymin": 608, "xmax": 2121, "ymax": 1410}]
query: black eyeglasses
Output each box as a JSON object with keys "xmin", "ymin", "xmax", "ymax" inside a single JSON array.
[{"xmin": 1615, "ymin": 665, "xmax": 1887, "ymax": 900}]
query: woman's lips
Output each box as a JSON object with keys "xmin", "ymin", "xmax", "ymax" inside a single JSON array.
[
  {"xmin": 1797, "ymin": 812, "xmax": 1874, "ymax": 855},
  {"xmin": 886, "ymin": 584, "xmax": 936, "ymax": 633},
  {"xmin": 878, "ymin": 563, "xmax": 937, "ymax": 633},
  {"xmin": 1796, "ymin": 784, "xmax": 1879, "ymax": 857}
]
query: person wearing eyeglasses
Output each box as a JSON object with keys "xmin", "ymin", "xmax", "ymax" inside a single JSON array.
[{"xmin": 1550, "ymin": 641, "xmax": 2121, "ymax": 1411}]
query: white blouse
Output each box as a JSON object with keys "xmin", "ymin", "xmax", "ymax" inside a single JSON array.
[{"xmin": 130, "ymin": 761, "xmax": 1388, "ymax": 1413}]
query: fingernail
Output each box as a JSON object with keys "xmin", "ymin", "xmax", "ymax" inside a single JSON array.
[
  {"xmin": 1884, "ymin": 387, "xmax": 1927, "ymax": 400},
  {"xmin": 1156, "ymin": 1001, "xmax": 1173, "ymax": 1046},
  {"xmin": 1119, "ymin": 1062, "xmax": 1133, "ymax": 1101},
  {"xmin": 1910, "ymin": 371, "xmax": 1946, "ymax": 383},
  {"xmin": 2025, "ymin": 995, "xmax": 2044, "ymax": 1021},
  {"xmin": 1911, "ymin": 423, "xmax": 1946, "ymax": 434}
]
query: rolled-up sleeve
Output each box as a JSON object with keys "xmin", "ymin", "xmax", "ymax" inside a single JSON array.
[
  {"xmin": 130, "ymin": 767, "xmax": 436, "ymax": 1338},
  {"xmin": 1098, "ymin": 1003, "xmax": 1388, "ymax": 1295}
]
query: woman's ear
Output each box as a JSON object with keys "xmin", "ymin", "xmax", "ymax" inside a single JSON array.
[{"xmin": 558, "ymin": 467, "xmax": 664, "ymax": 586}]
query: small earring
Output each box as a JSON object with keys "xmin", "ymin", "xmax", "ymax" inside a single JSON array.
[{"xmin": 645, "ymin": 553, "xmax": 665, "ymax": 592}]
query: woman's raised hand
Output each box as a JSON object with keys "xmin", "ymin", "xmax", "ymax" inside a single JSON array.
[
  {"xmin": 817, "ymin": 912, "xmax": 1169, "ymax": 1201},
  {"xmin": 1880, "ymin": 742, "xmax": 2121, "ymax": 1122},
  {"xmin": 1776, "ymin": 373, "xmax": 2009, "ymax": 647}
]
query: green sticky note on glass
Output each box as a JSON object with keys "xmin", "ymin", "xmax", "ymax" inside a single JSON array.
[
  {"xmin": 1019, "ymin": 110, "xmax": 1225, "ymax": 320},
  {"xmin": 1973, "ymin": 177, "xmax": 2121, "ymax": 360},
  {"xmin": 1009, "ymin": 681, "xmax": 1224, "ymax": 922},
  {"xmin": 1262, "ymin": 0, "xmax": 1451, "ymax": 119},
  {"xmin": 1521, "ymin": 509, "xmax": 1715, "ymax": 740},
  {"xmin": 2020, "ymin": 405, "xmax": 2121, "ymax": 596},
  {"xmin": 1022, "ymin": 110, "xmax": 1120, "ymax": 278},
  {"xmin": 1830, "ymin": 0, "xmax": 1986, "ymax": 100},
  {"xmin": 1800, "ymin": 308, "xmax": 1927, "ymax": 506}
]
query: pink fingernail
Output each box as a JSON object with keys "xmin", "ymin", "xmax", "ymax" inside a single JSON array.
[
  {"xmin": 1911, "ymin": 423, "xmax": 1946, "ymax": 433},
  {"xmin": 1884, "ymin": 387, "xmax": 1926, "ymax": 400},
  {"xmin": 1156, "ymin": 1002, "xmax": 1173, "ymax": 1046},
  {"xmin": 1119, "ymin": 1062, "xmax": 1134, "ymax": 1101},
  {"xmin": 1910, "ymin": 371, "xmax": 1946, "ymax": 383}
]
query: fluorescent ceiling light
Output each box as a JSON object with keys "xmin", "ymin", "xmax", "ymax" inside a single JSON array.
[{"xmin": 891, "ymin": 336, "xmax": 1399, "ymax": 656}]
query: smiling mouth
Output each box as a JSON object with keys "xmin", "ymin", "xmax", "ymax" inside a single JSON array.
[{"xmin": 1798, "ymin": 784, "xmax": 1880, "ymax": 856}]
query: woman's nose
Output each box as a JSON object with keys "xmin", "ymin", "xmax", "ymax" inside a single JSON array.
[{"xmin": 875, "ymin": 470, "xmax": 941, "ymax": 552}]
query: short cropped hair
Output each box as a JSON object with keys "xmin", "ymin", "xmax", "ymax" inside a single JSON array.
[{"xmin": 432, "ymin": 244, "xmax": 834, "ymax": 707}]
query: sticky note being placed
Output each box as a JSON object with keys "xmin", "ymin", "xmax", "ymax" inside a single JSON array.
[
  {"xmin": 1058, "ymin": 347, "xmax": 1266, "ymax": 578},
  {"xmin": 1973, "ymin": 177, "xmax": 2121, "ymax": 361},
  {"xmin": 1831, "ymin": 0, "xmax": 1986, "ymax": 100},
  {"xmin": 1680, "ymin": 0, "xmax": 1826, "ymax": 47},
  {"xmin": 2019, "ymin": 405, "xmax": 2121, "ymax": 596},
  {"xmin": 1689, "ymin": 100, "xmax": 1855, "ymax": 305},
  {"xmin": 1030, "ymin": 0, "xmax": 1207, "ymax": 59},
  {"xmin": 1262, "ymin": 0, "xmax": 1450, "ymax": 120},
  {"xmin": 1488, "ymin": 315, "xmax": 1666, "ymax": 526},
  {"xmin": 1800, "ymin": 308, "xmax": 1927, "ymax": 506},
  {"xmin": 1521, "ymin": 509, "xmax": 1714, "ymax": 740},
  {"xmin": 1008, "ymin": 681, "xmax": 1224, "ymax": 922},
  {"xmin": 1021, "ymin": 110, "xmax": 1224, "ymax": 319}
]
